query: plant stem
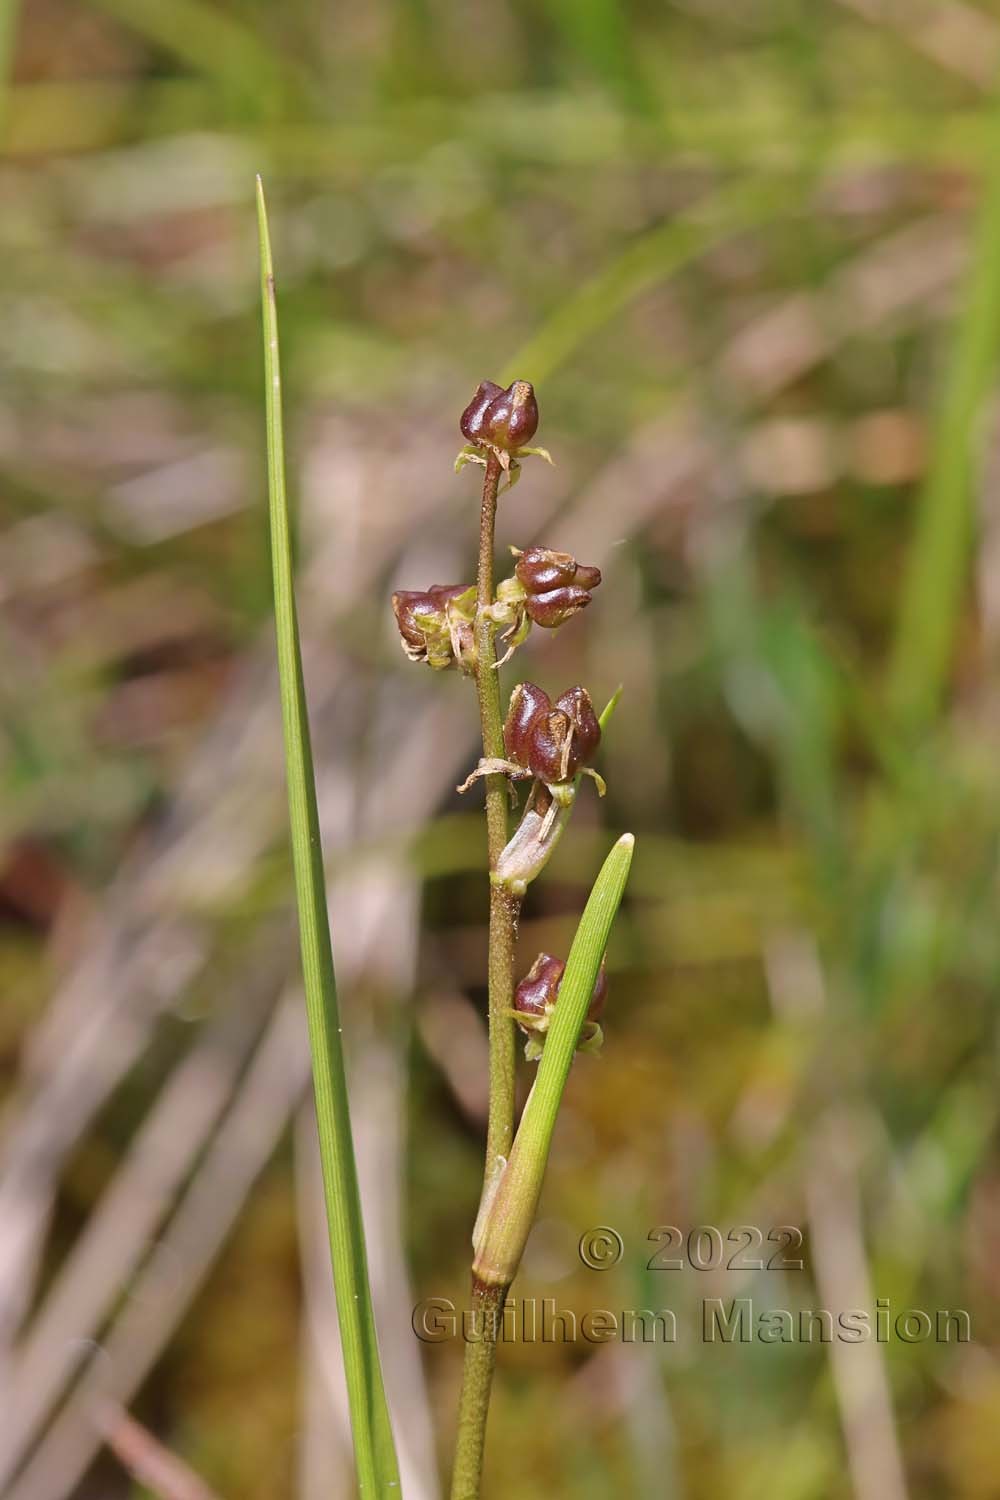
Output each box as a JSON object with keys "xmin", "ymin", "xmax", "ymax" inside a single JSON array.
[
  {"xmin": 474, "ymin": 450, "xmax": 519, "ymax": 1173},
  {"xmin": 449, "ymin": 1281, "xmax": 507, "ymax": 1500},
  {"xmin": 450, "ymin": 451, "xmax": 520, "ymax": 1500}
]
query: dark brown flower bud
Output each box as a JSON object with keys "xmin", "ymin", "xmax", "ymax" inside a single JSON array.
[
  {"xmin": 503, "ymin": 682, "xmax": 551, "ymax": 767},
  {"xmin": 392, "ymin": 589, "xmax": 440, "ymax": 652},
  {"xmin": 554, "ymin": 685, "xmax": 601, "ymax": 766},
  {"xmin": 512, "ymin": 547, "xmax": 601, "ymax": 629},
  {"xmin": 513, "ymin": 952, "xmax": 565, "ymax": 1023},
  {"xmin": 524, "ymin": 585, "xmax": 592, "ymax": 628},
  {"xmin": 513, "ymin": 952, "xmax": 609, "ymax": 1057},
  {"xmin": 482, "ymin": 380, "xmax": 539, "ymax": 451},
  {"xmin": 572, "ymin": 563, "xmax": 602, "ymax": 591},
  {"xmin": 459, "ymin": 380, "xmax": 504, "ymax": 443},
  {"xmin": 515, "ymin": 547, "xmax": 592, "ymax": 594},
  {"xmin": 502, "ymin": 682, "xmax": 601, "ymax": 783},
  {"xmin": 427, "ymin": 582, "xmax": 473, "ymax": 611},
  {"xmin": 526, "ymin": 709, "xmax": 575, "ymax": 782},
  {"xmin": 391, "ymin": 583, "xmax": 476, "ymax": 671}
]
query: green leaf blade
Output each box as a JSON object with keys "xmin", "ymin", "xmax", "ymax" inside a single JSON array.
[
  {"xmin": 256, "ymin": 176, "xmax": 400, "ymax": 1497},
  {"xmin": 473, "ymin": 832, "xmax": 635, "ymax": 1287},
  {"xmin": 888, "ymin": 99, "xmax": 1000, "ymax": 736}
]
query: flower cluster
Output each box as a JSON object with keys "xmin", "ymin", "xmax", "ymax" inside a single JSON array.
[
  {"xmin": 391, "ymin": 583, "xmax": 477, "ymax": 673},
  {"xmin": 460, "ymin": 380, "xmax": 539, "ymax": 454},
  {"xmin": 457, "ymin": 682, "xmax": 604, "ymax": 820},
  {"xmin": 454, "ymin": 378, "xmax": 551, "ymax": 483},
  {"xmin": 512, "ymin": 952, "xmax": 607, "ymax": 1061},
  {"xmin": 474, "ymin": 682, "xmax": 606, "ymax": 894},
  {"xmin": 515, "ymin": 547, "xmax": 602, "ymax": 626},
  {"xmin": 503, "ymin": 682, "xmax": 601, "ymax": 787},
  {"xmin": 490, "ymin": 546, "xmax": 602, "ymax": 660}
]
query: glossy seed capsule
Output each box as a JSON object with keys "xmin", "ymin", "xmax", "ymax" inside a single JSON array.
[
  {"xmin": 528, "ymin": 710, "xmax": 578, "ymax": 781},
  {"xmin": 392, "ymin": 590, "xmax": 440, "ymax": 650},
  {"xmin": 572, "ymin": 562, "xmax": 602, "ymax": 591},
  {"xmin": 514, "ymin": 952, "xmax": 565, "ymax": 1021},
  {"xmin": 554, "ymin": 685, "xmax": 601, "ymax": 764},
  {"xmin": 503, "ymin": 681, "xmax": 601, "ymax": 782},
  {"xmin": 514, "ymin": 952, "xmax": 608, "ymax": 1030},
  {"xmin": 482, "ymin": 381, "xmax": 539, "ymax": 451},
  {"xmin": 515, "ymin": 547, "xmax": 579, "ymax": 593},
  {"xmin": 427, "ymin": 582, "xmax": 473, "ymax": 611},
  {"xmin": 503, "ymin": 682, "xmax": 551, "ymax": 767},
  {"xmin": 524, "ymin": 585, "xmax": 592, "ymax": 628},
  {"xmin": 460, "ymin": 380, "xmax": 504, "ymax": 443}
]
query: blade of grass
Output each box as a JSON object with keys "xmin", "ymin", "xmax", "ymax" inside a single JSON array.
[
  {"xmin": 256, "ymin": 176, "xmax": 400, "ymax": 1497},
  {"xmin": 0, "ymin": 0, "xmax": 21, "ymax": 135},
  {"xmin": 887, "ymin": 91, "xmax": 1000, "ymax": 736}
]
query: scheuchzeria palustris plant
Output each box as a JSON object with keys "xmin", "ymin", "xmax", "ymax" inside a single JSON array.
[
  {"xmin": 391, "ymin": 378, "xmax": 634, "ymax": 1499},
  {"xmin": 260, "ymin": 180, "xmax": 631, "ymax": 1494}
]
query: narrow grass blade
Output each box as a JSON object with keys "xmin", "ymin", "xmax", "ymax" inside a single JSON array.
[
  {"xmin": 473, "ymin": 833, "xmax": 635, "ymax": 1286},
  {"xmin": 256, "ymin": 176, "xmax": 400, "ymax": 1497},
  {"xmin": 888, "ymin": 95, "xmax": 1000, "ymax": 735},
  {"xmin": 0, "ymin": 0, "xmax": 22, "ymax": 132}
]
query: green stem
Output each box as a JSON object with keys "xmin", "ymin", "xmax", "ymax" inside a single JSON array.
[
  {"xmin": 473, "ymin": 450, "xmax": 519, "ymax": 1174},
  {"xmin": 450, "ymin": 451, "xmax": 520, "ymax": 1500},
  {"xmin": 448, "ymin": 1282, "xmax": 507, "ymax": 1500},
  {"xmin": 485, "ymin": 883, "xmax": 518, "ymax": 1154}
]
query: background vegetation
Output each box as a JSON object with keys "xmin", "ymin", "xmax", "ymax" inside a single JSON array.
[{"xmin": 3, "ymin": 2, "xmax": 1000, "ymax": 1496}]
